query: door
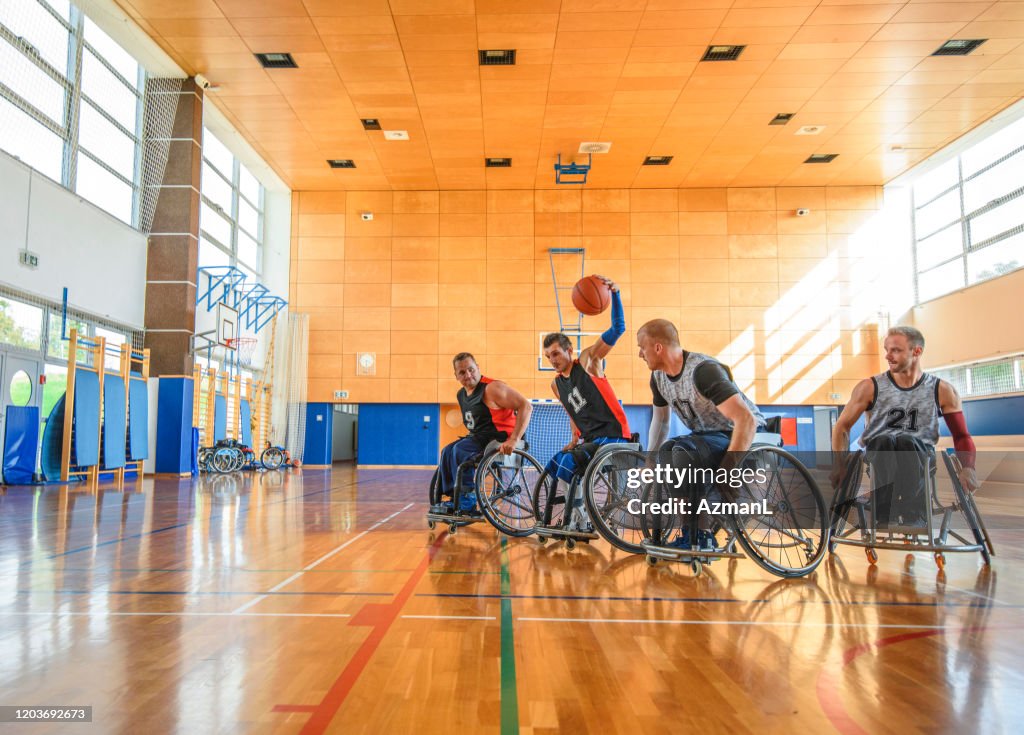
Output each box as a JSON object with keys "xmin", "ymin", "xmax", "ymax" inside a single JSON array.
[{"xmin": 0, "ymin": 352, "xmax": 43, "ymax": 470}]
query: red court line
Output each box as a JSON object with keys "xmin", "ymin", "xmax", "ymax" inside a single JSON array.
[
  {"xmin": 279, "ymin": 533, "xmax": 448, "ymax": 735},
  {"xmin": 816, "ymin": 626, "xmax": 997, "ymax": 735}
]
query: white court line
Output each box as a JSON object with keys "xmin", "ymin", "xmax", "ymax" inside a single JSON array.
[
  {"xmin": 897, "ymin": 569, "xmax": 1010, "ymax": 607},
  {"xmin": 232, "ymin": 502, "xmax": 414, "ymax": 614},
  {"xmin": 0, "ymin": 611, "xmax": 351, "ymax": 618},
  {"xmin": 517, "ymin": 617, "xmax": 979, "ymax": 629},
  {"xmin": 401, "ymin": 614, "xmax": 496, "ymax": 621}
]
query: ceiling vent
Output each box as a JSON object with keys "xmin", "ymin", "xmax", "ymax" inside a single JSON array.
[
  {"xmin": 485, "ymin": 158, "xmax": 511, "ymax": 167},
  {"xmin": 254, "ymin": 52, "xmax": 297, "ymax": 68},
  {"xmin": 932, "ymin": 39, "xmax": 986, "ymax": 56},
  {"xmin": 327, "ymin": 159, "xmax": 356, "ymax": 168},
  {"xmin": 383, "ymin": 130, "xmax": 409, "ymax": 140},
  {"xmin": 361, "ymin": 118, "xmax": 381, "ymax": 130},
  {"xmin": 478, "ymin": 49, "xmax": 516, "ymax": 66},
  {"xmin": 643, "ymin": 156, "xmax": 673, "ymax": 166},
  {"xmin": 804, "ymin": 153, "xmax": 839, "ymax": 164},
  {"xmin": 701, "ymin": 45, "xmax": 745, "ymax": 62},
  {"xmin": 769, "ymin": 113, "xmax": 794, "ymax": 126},
  {"xmin": 579, "ymin": 142, "xmax": 612, "ymax": 154}
]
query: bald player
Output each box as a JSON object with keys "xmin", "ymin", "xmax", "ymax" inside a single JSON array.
[
  {"xmin": 637, "ymin": 318, "xmax": 766, "ymax": 549},
  {"xmin": 431, "ymin": 353, "xmax": 532, "ymax": 514}
]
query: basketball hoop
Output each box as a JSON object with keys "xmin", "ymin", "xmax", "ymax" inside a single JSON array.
[{"xmin": 226, "ymin": 337, "xmax": 258, "ymax": 367}]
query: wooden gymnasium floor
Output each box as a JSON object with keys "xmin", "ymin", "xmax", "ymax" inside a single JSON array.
[{"xmin": 1, "ymin": 466, "xmax": 1021, "ymax": 734}]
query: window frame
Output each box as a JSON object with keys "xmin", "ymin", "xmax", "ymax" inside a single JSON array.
[
  {"xmin": 0, "ymin": 0, "xmax": 144, "ymax": 226},
  {"xmin": 912, "ymin": 122, "xmax": 1024, "ymax": 304}
]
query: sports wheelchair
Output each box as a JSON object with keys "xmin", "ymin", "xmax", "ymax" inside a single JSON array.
[
  {"xmin": 531, "ymin": 434, "xmax": 641, "ymax": 550},
  {"xmin": 426, "ymin": 440, "xmax": 543, "ymax": 537},
  {"xmin": 829, "ymin": 437, "xmax": 993, "ymax": 570},
  {"xmin": 578, "ymin": 431, "xmax": 830, "ymax": 578}
]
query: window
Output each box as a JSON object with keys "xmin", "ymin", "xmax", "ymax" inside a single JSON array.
[
  {"xmin": 0, "ymin": 297, "xmax": 44, "ymax": 351},
  {"xmin": 0, "ymin": 0, "xmax": 143, "ymax": 226},
  {"xmin": 911, "ymin": 114, "xmax": 1024, "ymax": 303},
  {"xmin": 199, "ymin": 128, "xmax": 265, "ymax": 274},
  {"xmin": 933, "ymin": 354, "xmax": 1023, "ymax": 399}
]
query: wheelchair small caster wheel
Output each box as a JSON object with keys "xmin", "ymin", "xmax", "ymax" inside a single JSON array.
[
  {"xmin": 691, "ymin": 560, "xmax": 702, "ymax": 577},
  {"xmin": 904, "ymin": 554, "xmax": 914, "ymax": 570},
  {"xmin": 646, "ymin": 555, "xmax": 658, "ymax": 567},
  {"xmin": 934, "ymin": 552, "xmax": 945, "ymax": 570},
  {"xmin": 866, "ymin": 548, "xmax": 878, "ymax": 565},
  {"xmin": 537, "ymin": 535, "xmax": 547, "ymax": 545},
  {"xmin": 427, "ymin": 520, "xmax": 436, "ymax": 530},
  {"xmin": 449, "ymin": 523, "xmax": 458, "ymax": 535},
  {"xmin": 565, "ymin": 537, "xmax": 576, "ymax": 550}
]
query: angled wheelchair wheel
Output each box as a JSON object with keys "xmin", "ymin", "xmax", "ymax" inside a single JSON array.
[
  {"xmin": 532, "ymin": 469, "xmax": 566, "ymax": 529},
  {"xmin": 476, "ymin": 449, "xmax": 542, "ymax": 536},
  {"xmin": 582, "ymin": 446, "xmax": 651, "ymax": 554},
  {"xmin": 941, "ymin": 452, "xmax": 994, "ymax": 564},
  {"xmin": 732, "ymin": 446, "xmax": 828, "ymax": 578},
  {"xmin": 261, "ymin": 446, "xmax": 286, "ymax": 470},
  {"xmin": 428, "ymin": 467, "xmax": 442, "ymax": 507}
]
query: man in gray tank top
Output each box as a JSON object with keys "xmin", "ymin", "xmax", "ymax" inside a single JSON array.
[
  {"xmin": 832, "ymin": 326, "xmax": 979, "ymax": 493},
  {"xmin": 637, "ymin": 319, "xmax": 767, "ymax": 549}
]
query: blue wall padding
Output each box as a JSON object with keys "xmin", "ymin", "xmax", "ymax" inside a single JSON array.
[
  {"xmin": 103, "ymin": 375, "xmax": 126, "ymax": 469},
  {"xmin": 156, "ymin": 378, "xmax": 194, "ymax": 474},
  {"xmin": 214, "ymin": 395, "xmax": 227, "ymax": 441},
  {"xmin": 357, "ymin": 404, "xmax": 439, "ymax": 465},
  {"xmin": 40, "ymin": 395, "xmax": 65, "ymax": 480},
  {"xmin": 128, "ymin": 378, "xmax": 149, "ymax": 459},
  {"xmin": 303, "ymin": 403, "xmax": 334, "ymax": 465},
  {"xmin": 939, "ymin": 395, "xmax": 1024, "ymax": 437},
  {"xmin": 240, "ymin": 400, "xmax": 252, "ymax": 447},
  {"xmin": 73, "ymin": 370, "xmax": 100, "ymax": 467},
  {"xmin": 3, "ymin": 406, "xmax": 39, "ymax": 484}
]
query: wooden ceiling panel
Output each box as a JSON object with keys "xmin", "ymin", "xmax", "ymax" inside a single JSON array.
[{"xmin": 116, "ymin": 0, "xmax": 1024, "ymax": 189}]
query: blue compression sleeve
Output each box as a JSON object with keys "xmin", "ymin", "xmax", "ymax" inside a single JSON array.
[{"xmin": 601, "ymin": 290, "xmax": 625, "ymax": 345}]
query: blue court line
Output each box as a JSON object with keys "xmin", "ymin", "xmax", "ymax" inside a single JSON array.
[
  {"xmin": 415, "ymin": 592, "xmax": 1013, "ymax": 609},
  {"xmin": 17, "ymin": 589, "xmax": 394, "ymax": 597},
  {"xmin": 416, "ymin": 592, "xmax": 768, "ymax": 604}
]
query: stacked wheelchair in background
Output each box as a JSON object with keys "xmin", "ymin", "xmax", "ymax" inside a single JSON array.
[{"xmin": 198, "ymin": 440, "xmax": 298, "ymax": 474}]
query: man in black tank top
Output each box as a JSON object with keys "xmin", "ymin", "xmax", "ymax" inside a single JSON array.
[
  {"xmin": 433, "ymin": 353, "xmax": 532, "ymax": 514},
  {"xmin": 832, "ymin": 326, "xmax": 978, "ymax": 493},
  {"xmin": 542, "ymin": 276, "xmax": 631, "ymax": 503}
]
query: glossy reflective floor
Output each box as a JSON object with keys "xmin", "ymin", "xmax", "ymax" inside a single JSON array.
[{"xmin": 1, "ymin": 466, "xmax": 1021, "ymax": 734}]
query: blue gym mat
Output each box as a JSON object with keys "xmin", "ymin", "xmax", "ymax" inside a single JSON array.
[{"xmin": 103, "ymin": 374, "xmax": 126, "ymax": 469}]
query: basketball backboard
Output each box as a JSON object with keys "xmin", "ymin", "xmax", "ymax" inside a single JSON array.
[{"xmin": 216, "ymin": 303, "xmax": 238, "ymax": 348}]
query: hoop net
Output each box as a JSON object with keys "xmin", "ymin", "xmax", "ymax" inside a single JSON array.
[{"xmin": 227, "ymin": 337, "xmax": 258, "ymax": 367}]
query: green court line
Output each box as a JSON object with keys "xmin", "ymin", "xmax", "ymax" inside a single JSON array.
[
  {"xmin": 499, "ymin": 538, "xmax": 519, "ymax": 735},
  {"xmin": 428, "ymin": 570, "xmax": 502, "ymax": 575}
]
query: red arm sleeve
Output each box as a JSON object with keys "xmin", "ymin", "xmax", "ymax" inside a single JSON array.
[{"xmin": 943, "ymin": 411, "xmax": 976, "ymax": 469}]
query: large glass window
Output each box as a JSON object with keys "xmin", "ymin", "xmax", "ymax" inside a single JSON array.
[
  {"xmin": 0, "ymin": 297, "xmax": 44, "ymax": 351},
  {"xmin": 0, "ymin": 0, "xmax": 142, "ymax": 226},
  {"xmin": 199, "ymin": 127, "xmax": 265, "ymax": 274},
  {"xmin": 912, "ymin": 114, "xmax": 1024, "ymax": 303}
]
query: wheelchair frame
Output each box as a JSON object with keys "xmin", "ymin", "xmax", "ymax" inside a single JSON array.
[
  {"xmin": 426, "ymin": 440, "xmax": 543, "ymax": 537},
  {"xmin": 531, "ymin": 436, "xmax": 641, "ymax": 549},
  {"xmin": 581, "ymin": 439, "xmax": 830, "ymax": 578},
  {"xmin": 829, "ymin": 448, "xmax": 994, "ymax": 570}
]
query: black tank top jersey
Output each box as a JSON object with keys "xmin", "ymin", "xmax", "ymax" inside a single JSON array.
[
  {"xmin": 458, "ymin": 376, "xmax": 516, "ymax": 441},
  {"xmin": 555, "ymin": 361, "xmax": 630, "ymax": 441}
]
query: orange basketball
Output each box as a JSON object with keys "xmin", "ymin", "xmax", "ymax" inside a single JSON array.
[{"xmin": 572, "ymin": 275, "xmax": 611, "ymax": 316}]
